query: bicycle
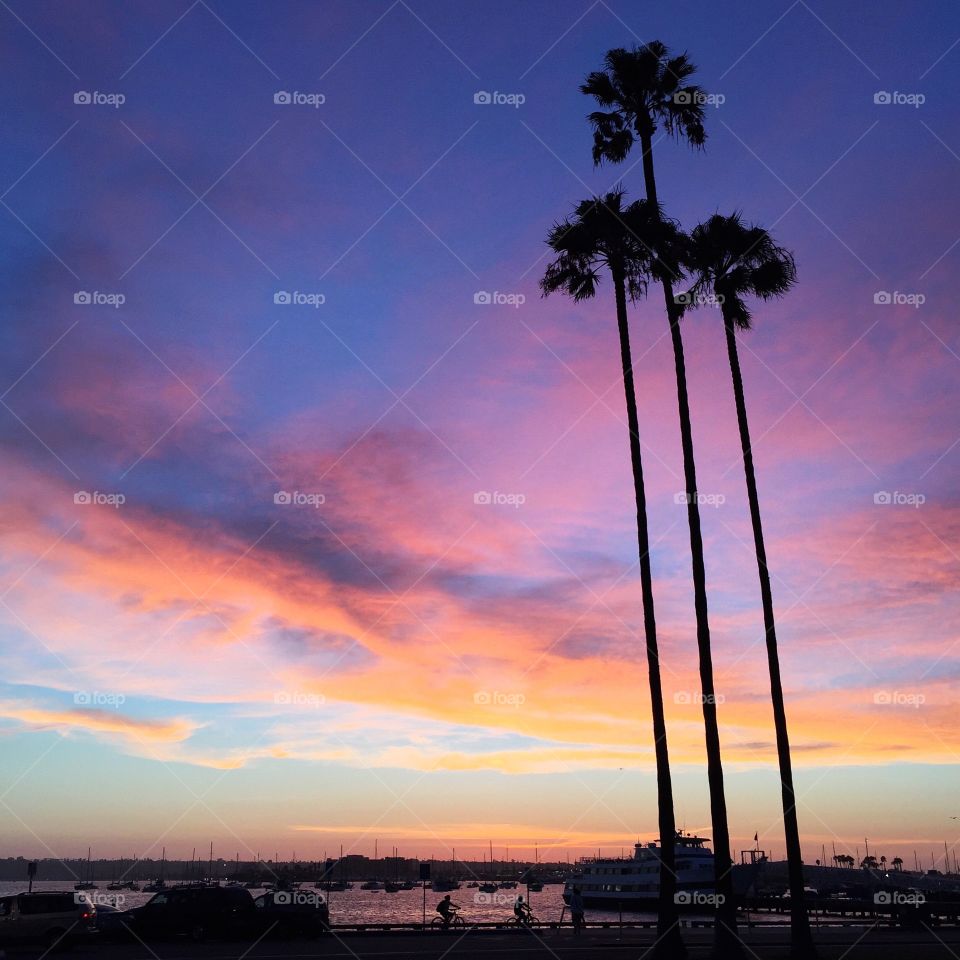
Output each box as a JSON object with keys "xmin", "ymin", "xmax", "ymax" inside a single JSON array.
[
  {"xmin": 430, "ymin": 907, "xmax": 466, "ymax": 930},
  {"xmin": 511, "ymin": 909, "xmax": 539, "ymax": 928}
]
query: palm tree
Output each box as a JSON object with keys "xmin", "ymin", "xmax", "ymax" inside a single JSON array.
[
  {"xmin": 892, "ymin": 857, "xmax": 904, "ymax": 873},
  {"xmin": 681, "ymin": 213, "xmax": 813, "ymax": 957},
  {"xmin": 541, "ymin": 189, "xmax": 687, "ymax": 959},
  {"xmin": 583, "ymin": 44, "xmax": 745, "ymax": 958}
]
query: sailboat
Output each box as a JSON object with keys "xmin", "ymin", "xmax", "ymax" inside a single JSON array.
[
  {"xmin": 74, "ymin": 848, "xmax": 97, "ymax": 890},
  {"xmin": 143, "ymin": 847, "xmax": 167, "ymax": 892}
]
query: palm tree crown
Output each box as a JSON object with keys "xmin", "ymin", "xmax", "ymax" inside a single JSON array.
[
  {"xmin": 684, "ymin": 213, "xmax": 797, "ymax": 327},
  {"xmin": 581, "ymin": 41, "xmax": 707, "ymax": 165},
  {"xmin": 540, "ymin": 189, "xmax": 685, "ymax": 300}
]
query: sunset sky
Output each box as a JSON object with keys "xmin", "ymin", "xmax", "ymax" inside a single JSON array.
[{"xmin": 0, "ymin": 0, "xmax": 958, "ymax": 869}]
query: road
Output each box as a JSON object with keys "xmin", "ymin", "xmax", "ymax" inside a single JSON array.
[{"xmin": 8, "ymin": 925, "xmax": 960, "ymax": 960}]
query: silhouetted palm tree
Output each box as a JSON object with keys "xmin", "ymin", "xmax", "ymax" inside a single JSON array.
[
  {"xmin": 583, "ymin": 44, "xmax": 744, "ymax": 958},
  {"xmin": 681, "ymin": 213, "xmax": 813, "ymax": 957},
  {"xmin": 541, "ymin": 189, "xmax": 687, "ymax": 959}
]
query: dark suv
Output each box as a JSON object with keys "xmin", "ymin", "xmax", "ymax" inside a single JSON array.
[
  {"xmin": 254, "ymin": 890, "xmax": 329, "ymax": 937},
  {"xmin": 127, "ymin": 885, "xmax": 255, "ymax": 941},
  {"xmin": 0, "ymin": 891, "xmax": 97, "ymax": 948}
]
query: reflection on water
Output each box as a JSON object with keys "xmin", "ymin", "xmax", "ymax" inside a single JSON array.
[{"xmin": 0, "ymin": 880, "xmax": 653, "ymax": 924}]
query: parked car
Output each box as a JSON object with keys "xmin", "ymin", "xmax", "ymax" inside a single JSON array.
[
  {"xmin": 0, "ymin": 891, "xmax": 97, "ymax": 948},
  {"xmin": 253, "ymin": 890, "xmax": 329, "ymax": 937},
  {"xmin": 126, "ymin": 885, "xmax": 255, "ymax": 941},
  {"xmin": 93, "ymin": 903, "xmax": 130, "ymax": 938}
]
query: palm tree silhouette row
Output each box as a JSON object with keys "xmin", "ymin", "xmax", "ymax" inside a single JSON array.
[
  {"xmin": 541, "ymin": 190, "xmax": 688, "ymax": 960},
  {"xmin": 534, "ymin": 40, "xmax": 816, "ymax": 960},
  {"xmin": 582, "ymin": 43, "xmax": 744, "ymax": 959}
]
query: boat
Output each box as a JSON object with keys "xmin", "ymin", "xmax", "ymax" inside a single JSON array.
[
  {"xmin": 432, "ymin": 878, "xmax": 460, "ymax": 892},
  {"xmin": 466, "ymin": 881, "xmax": 479, "ymax": 888},
  {"xmin": 360, "ymin": 879, "xmax": 383, "ymax": 890},
  {"xmin": 143, "ymin": 880, "xmax": 166, "ymax": 893},
  {"xmin": 400, "ymin": 881, "xmax": 415, "ymax": 890},
  {"xmin": 500, "ymin": 880, "xmax": 518, "ymax": 889},
  {"xmin": 563, "ymin": 833, "xmax": 715, "ymax": 910},
  {"xmin": 75, "ymin": 848, "xmax": 97, "ymax": 890},
  {"xmin": 478, "ymin": 882, "xmax": 498, "ymax": 893},
  {"xmin": 527, "ymin": 880, "xmax": 543, "ymax": 892},
  {"xmin": 384, "ymin": 881, "xmax": 401, "ymax": 893}
]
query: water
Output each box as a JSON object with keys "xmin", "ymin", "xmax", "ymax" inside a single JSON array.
[{"xmin": 0, "ymin": 880, "xmax": 653, "ymax": 925}]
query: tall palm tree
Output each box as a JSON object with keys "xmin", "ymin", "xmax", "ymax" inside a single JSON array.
[
  {"xmin": 541, "ymin": 189, "xmax": 687, "ymax": 959},
  {"xmin": 583, "ymin": 45, "xmax": 744, "ymax": 957},
  {"xmin": 682, "ymin": 213, "xmax": 814, "ymax": 958}
]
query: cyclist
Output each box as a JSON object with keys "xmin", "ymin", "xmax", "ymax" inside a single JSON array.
[
  {"xmin": 436, "ymin": 894, "xmax": 459, "ymax": 927},
  {"xmin": 514, "ymin": 894, "xmax": 533, "ymax": 924}
]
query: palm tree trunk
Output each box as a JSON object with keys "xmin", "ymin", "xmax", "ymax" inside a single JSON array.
[
  {"xmin": 723, "ymin": 314, "xmax": 815, "ymax": 958},
  {"xmin": 638, "ymin": 133, "xmax": 741, "ymax": 957},
  {"xmin": 612, "ymin": 265, "xmax": 685, "ymax": 958}
]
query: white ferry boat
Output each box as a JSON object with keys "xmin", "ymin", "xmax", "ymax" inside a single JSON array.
[{"xmin": 563, "ymin": 833, "xmax": 715, "ymax": 910}]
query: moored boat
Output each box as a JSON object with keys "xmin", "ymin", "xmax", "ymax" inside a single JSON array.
[{"xmin": 563, "ymin": 833, "xmax": 715, "ymax": 910}]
